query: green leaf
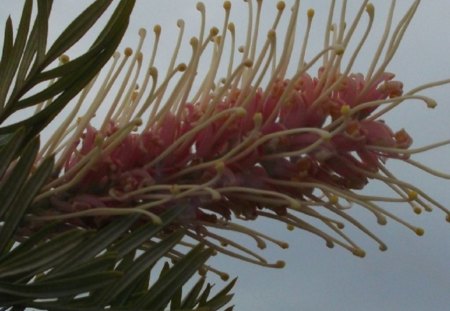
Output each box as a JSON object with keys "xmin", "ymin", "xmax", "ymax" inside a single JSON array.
[
  {"xmin": 0, "ymin": 271, "xmax": 122, "ymax": 298},
  {"xmin": 181, "ymin": 277, "xmax": 206, "ymax": 309},
  {"xmin": 134, "ymin": 245, "xmax": 214, "ymax": 310},
  {"xmin": 42, "ymin": 0, "xmax": 112, "ymax": 68},
  {"xmin": 0, "ymin": 151, "xmax": 53, "ymax": 254},
  {"xmin": 25, "ymin": 303, "xmax": 100, "ymax": 311},
  {"xmin": 199, "ymin": 278, "xmax": 237, "ymax": 310},
  {"xmin": 114, "ymin": 249, "xmax": 137, "ymax": 273},
  {"xmin": 0, "ymin": 11, "xmax": 128, "ymax": 136},
  {"xmin": 35, "ymin": 0, "xmax": 51, "ymax": 63},
  {"xmin": 0, "ymin": 0, "xmax": 32, "ymax": 110},
  {"xmin": 17, "ymin": 43, "xmax": 109, "ymax": 107},
  {"xmin": 96, "ymin": 230, "xmax": 185, "ymax": 305},
  {"xmin": 0, "ymin": 0, "xmax": 135, "ymax": 132},
  {"xmin": 197, "ymin": 283, "xmax": 212, "ymax": 306},
  {"xmin": 111, "ymin": 206, "xmax": 185, "ymax": 258},
  {"xmin": 26, "ymin": 304, "xmax": 100, "ymax": 311},
  {"xmin": 102, "ymin": 250, "xmax": 143, "ymax": 305},
  {"xmin": 3, "ymin": 42, "xmax": 115, "ymax": 134},
  {"xmin": 0, "ymin": 17, "xmax": 13, "ymax": 85},
  {"xmin": 170, "ymin": 285, "xmax": 183, "ymax": 310},
  {"xmin": 0, "ymin": 222, "xmax": 58, "ymax": 263},
  {"xmin": 201, "ymin": 294, "xmax": 235, "ymax": 311},
  {"xmin": 13, "ymin": 0, "xmax": 52, "ymax": 93},
  {"xmin": 50, "ymin": 215, "xmax": 139, "ymax": 274},
  {"xmin": 0, "ymin": 229, "xmax": 85, "ymax": 279},
  {"xmin": 33, "ymin": 45, "xmax": 108, "ymax": 82},
  {"xmin": 90, "ymin": 0, "xmax": 133, "ymax": 48},
  {"xmin": 0, "ymin": 137, "xmax": 39, "ymax": 228},
  {"xmin": 0, "ymin": 128, "xmax": 26, "ymax": 178},
  {"xmin": 19, "ymin": 0, "xmax": 135, "ymax": 107},
  {"xmin": 40, "ymin": 252, "xmax": 118, "ymax": 281}
]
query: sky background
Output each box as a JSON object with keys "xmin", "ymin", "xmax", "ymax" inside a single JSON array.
[{"xmin": 2, "ymin": 1, "xmax": 450, "ymax": 310}]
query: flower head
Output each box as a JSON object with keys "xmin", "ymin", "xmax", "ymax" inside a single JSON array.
[{"xmin": 30, "ymin": 0, "xmax": 450, "ymax": 268}]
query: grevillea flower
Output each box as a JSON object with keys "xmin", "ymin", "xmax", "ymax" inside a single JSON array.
[{"xmin": 28, "ymin": 0, "xmax": 450, "ymax": 269}]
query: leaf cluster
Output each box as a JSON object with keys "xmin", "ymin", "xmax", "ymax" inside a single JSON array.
[{"xmin": 0, "ymin": 208, "xmax": 235, "ymax": 310}]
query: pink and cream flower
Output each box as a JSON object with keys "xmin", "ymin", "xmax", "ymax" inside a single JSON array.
[{"xmin": 31, "ymin": 0, "xmax": 450, "ymax": 269}]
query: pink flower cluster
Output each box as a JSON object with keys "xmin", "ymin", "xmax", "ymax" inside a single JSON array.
[
  {"xmin": 34, "ymin": 1, "xmax": 450, "ymax": 264},
  {"xmin": 53, "ymin": 70, "xmax": 406, "ymax": 231}
]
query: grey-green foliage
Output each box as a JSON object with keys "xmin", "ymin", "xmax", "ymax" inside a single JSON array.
[
  {"xmin": 0, "ymin": 207, "xmax": 235, "ymax": 310},
  {"xmin": 0, "ymin": 1, "xmax": 236, "ymax": 310}
]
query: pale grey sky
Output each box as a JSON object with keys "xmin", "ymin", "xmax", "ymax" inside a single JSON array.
[{"xmin": 2, "ymin": 1, "xmax": 450, "ymax": 310}]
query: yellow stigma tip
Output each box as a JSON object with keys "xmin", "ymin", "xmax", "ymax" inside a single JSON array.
[
  {"xmin": 223, "ymin": 1, "xmax": 231, "ymax": 10},
  {"xmin": 210, "ymin": 27, "xmax": 219, "ymax": 36},
  {"xmin": 170, "ymin": 184, "xmax": 180, "ymax": 195},
  {"xmin": 353, "ymin": 248, "xmax": 366, "ymax": 258},
  {"xmin": 321, "ymin": 132, "xmax": 332, "ymax": 141},
  {"xmin": 253, "ymin": 112, "xmax": 263, "ymax": 125},
  {"xmin": 235, "ymin": 107, "xmax": 247, "ymax": 117},
  {"xmin": 307, "ymin": 8, "xmax": 315, "ymax": 18},
  {"xmin": 334, "ymin": 45, "xmax": 345, "ymax": 55},
  {"xmin": 275, "ymin": 260, "xmax": 286, "ymax": 268},
  {"xmin": 257, "ymin": 240, "xmax": 266, "ymax": 250},
  {"xmin": 139, "ymin": 28, "xmax": 147, "ymax": 37},
  {"xmin": 290, "ymin": 201, "xmax": 301, "ymax": 209},
  {"xmin": 215, "ymin": 161, "xmax": 225, "ymax": 173},
  {"xmin": 196, "ymin": 2, "xmax": 205, "ymax": 11},
  {"xmin": 329, "ymin": 195, "xmax": 339, "ymax": 204},
  {"xmin": 134, "ymin": 118, "xmax": 143, "ymax": 126},
  {"xmin": 413, "ymin": 206, "xmax": 422, "ymax": 215},
  {"xmin": 287, "ymin": 224, "xmax": 295, "ymax": 231},
  {"xmin": 220, "ymin": 273, "xmax": 230, "ymax": 281},
  {"xmin": 277, "ymin": 1, "xmax": 286, "ymax": 11},
  {"xmin": 190, "ymin": 37, "xmax": 199, "ymax": 47},
  {"xmin": 243, "ymin": 59, "xmax": 253, "ymax": 67},
  {"xmin": 408, "ymin": 190, "xmax": 418, "ymax": 201},
  {"xmin": 379, "ymin": 245, "xmax": 388, "ymax": 251},
  {"xmin": 131, "ymin": 90, "xmax": 139, "ymax": 101},
  {"xmin": 340, "ymin": 104, "xmax": 351, "ymax": 116},
  {"xmin": 267, "ymin": 30, "xmax": 276, "ymax": 40},
  {"xmin": 148, "ymin": 66, "xmax": 157, "ymax": 76},
  {"xmin": 280, "ymin": 242, "xmax": 289, "ymax": 249},
  {"xmin": 198, "ymin": 267, "xmax": 207, "ymax": 276},
  {"xmin": 366, "ymin": 3, "xmax": 375, "ymax": 16},
  {"xmin": 427, "ymin": 99, "xmax": 437, "ymax": 108},
  {"xmin": 446, "ymin": 214, "xmax": 450, "ymax": 222},
  {"xmin": 94, "ymin": 135, "xmax": 103, "ymax": 146},
  {"xmin": 227, "ymin": 22, "xmax": 235, "ymax": 32},
  {"xmin": 153, "ymin": 25, "xmax": 161, "ymax": 34},
  {"xmin": 415, "ymin": 228, "xmax": 425, "ymax": 236},
  {"xmin": 59, "ymin": 54, "xmax": 70, "ymax": 63},
  {"xmin": 152, "ymin": 216, "xmax": 162, "ymax": 225},
  {"xmin": 378, "ymin": 217, "xmax": 387, "ymax": 225},
  {"xmin": 124, "ymin": 47, "xmax": 133, "ymax": 56},
  {"xmin": 177, "ymin": 63, "xmax": 187, "ymax": 72}
]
